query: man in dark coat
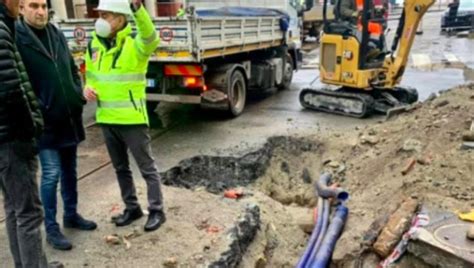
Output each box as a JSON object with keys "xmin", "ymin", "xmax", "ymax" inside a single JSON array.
[
  {"xmin": 0, "ymin": 0, "xmax": 50, "ymax": 266},
  {"xmin": 16, "ymin": 0, "xmax": 97, "ymax": 251}
]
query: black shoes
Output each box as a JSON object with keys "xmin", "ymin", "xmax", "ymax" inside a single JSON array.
[
  {"xmin": 144, "ymin": 210, "xmax": 166, "ymax": 232},
  {"xmin": 113, "ymin": 208, "xmax": 166, "ymax": 231},
  {"xmin": 113, "ymin": 208, "xmax": 144, "ymax": 227},
  {"xmin": 47, "ymin": 214, "xmax": 96, "ymax": 250},
  {"xmin": 46, "ymin": 229, "xmax": 72, "ymax": 251},
  {"xmin": 64, "ymin": 214, "xmax": 97, "ymax": 231}
]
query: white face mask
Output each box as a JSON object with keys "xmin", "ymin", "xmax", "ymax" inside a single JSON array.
[{"xmin": 95, "ymin": 18, "xmax": 112, "ymax": 38}]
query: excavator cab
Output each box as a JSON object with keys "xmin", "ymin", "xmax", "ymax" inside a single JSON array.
[
  {"xmin": 300, "ymin": 0, "xmax": 435, "ymax": 117},
  {"xmin": 319, "ymin": 0, "xmax": 388, "ymax": 89}
]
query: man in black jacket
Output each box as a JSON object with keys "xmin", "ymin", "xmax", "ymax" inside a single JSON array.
[
  {"xmin": 0, "ymin": 0, "xmax": 49, "ymax": 266},
  {"xmin": 16, "ymin": 0, "xmax": 97, "ymax": 250}
]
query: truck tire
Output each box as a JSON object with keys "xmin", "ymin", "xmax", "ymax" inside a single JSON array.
[
  {"xmin": 278, "ymin": 53, "xmax": 294, "ymax": 90},
  {"xmin": 227, "ymin": 70, "xmax": 247, "ymax": 117}
]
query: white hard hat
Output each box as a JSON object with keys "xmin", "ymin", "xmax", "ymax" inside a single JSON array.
[{"xmin": 95, "ymin": 0, "xmax": 132, "ymax": 15}]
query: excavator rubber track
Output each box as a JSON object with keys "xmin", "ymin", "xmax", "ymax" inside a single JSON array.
[
  {"xmin": 299, "ymin": 86, "xmax": 418, "ymax": 118},
  {"xmin": 299, "ymin": 87, "xmax": 376, "ymax": 118}
]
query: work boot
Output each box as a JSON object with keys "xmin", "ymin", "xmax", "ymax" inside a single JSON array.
[
  {"xmin": 46, "ymin": 229, "xmax": 72, "ymax": 250},
  {"xmin": 144, "ymin": 210, "xmax": 166, "ymax": 232},
  {"xmin": 64, "ymin": 214, "xmax": 97, "ymax": 231},
  {"xmin": 113, "ymin": 208, "xmax": 144, "ymax": 227}
]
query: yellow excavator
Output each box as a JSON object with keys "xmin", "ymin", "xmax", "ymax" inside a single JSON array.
[{"xmin": 300, "ymin": 0, "xmax": 435, "ymax": 117}]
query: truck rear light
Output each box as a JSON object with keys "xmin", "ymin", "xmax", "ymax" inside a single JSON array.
[{"xmin": 183, "ymin": 76, "xmax": 204, "ymax": 88}]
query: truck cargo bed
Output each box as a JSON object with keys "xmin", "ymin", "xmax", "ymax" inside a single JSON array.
[{"xmin": 58, "ymin": 15, "xmax": 286, "ymax": 63}]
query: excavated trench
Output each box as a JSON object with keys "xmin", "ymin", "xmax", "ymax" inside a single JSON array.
[
  {"xmin": 160, "ymin": 136, "xmax": 331, "ymax": 267},
  {"xmin": 160, "ymin": 136, "xmax": 323, "ymax": 197}
]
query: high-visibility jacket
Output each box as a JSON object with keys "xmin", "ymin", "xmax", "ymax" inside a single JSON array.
[
  {"xmin": 355, "ymin": 0, "xmax": 383, "ymax": 37},
  {"xmin": 177, "ymin": 8, "xmax": 185, "ymax": 17},
  {"xmin": 85, "ymin": 5, "xmax": 159, "ymax": 125}
]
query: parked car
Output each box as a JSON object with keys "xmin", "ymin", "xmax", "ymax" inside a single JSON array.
[{"xmin": 441, "ymin": 0, "xmax": 474, "ymax": 31}]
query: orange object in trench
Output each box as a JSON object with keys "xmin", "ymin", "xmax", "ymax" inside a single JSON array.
[{"xmin": 224, "ymin": 189, "xmax": 244, "ymax": 199}]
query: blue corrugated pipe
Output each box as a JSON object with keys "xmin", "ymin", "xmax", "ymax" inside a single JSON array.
[
  {"xmin": 309, "ymin": 204, "xmax": 349, "ymax": 268},
  {"xmin": 297, "ymin": 173, "xmax": 349, "ymax": 268},
  {"xmin": 315, "ymin": 173, "xmax": 349, "ymax": 202},
  {"xmin": 295, "ymin": 197, "xmax": 325, "ymax": 268},
  {"xmin": 306, "ymin": 199, "xmax": 330, "ymax": 266}
]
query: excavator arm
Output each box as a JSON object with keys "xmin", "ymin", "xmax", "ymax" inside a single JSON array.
[{"xmin": 382, "ymin": 0, "xmax": 435, "ymax": 88}]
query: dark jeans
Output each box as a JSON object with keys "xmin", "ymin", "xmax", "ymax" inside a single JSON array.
[
  {"xmin": 101, "ymin": 125, "xmax": 164, "ymax": 212},
  {"xmin": 39, "ymin": 145, "xmax": 78, "ymax": 233},
  {"xmin": 0, "ymin": 141, "xmax": 48, "ymax": 268}
]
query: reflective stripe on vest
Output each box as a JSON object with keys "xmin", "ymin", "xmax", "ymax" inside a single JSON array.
[
  {"xmin": 86, "ymin": 71, "xmax": 146, "ymax": 82},
  {"xmin": 98, "ymin": 100, "xmax": 144, "ymax": 108}
]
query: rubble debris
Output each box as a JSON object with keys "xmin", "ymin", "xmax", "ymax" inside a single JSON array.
[
  {"xmin": 281, "ymin": 161, "xmax": 290, "ymax": 174},
  {"xmin": 362, "ymin": 213, "xmax": 391, "ymax": 247},
  {"xmin": 124, "ymin": 229, "xmax": 141, "ymax": 239},
  {"xmin": 360, "ymin": 135, "xmax": 379, "ymax": 145},
  {"xmin": 196, "ymin": 218, "xmax": 210, "ymax": 230},
  {"xmin": 361, "ymin": 200, "xmax": 402, "ymax": 247},
  {"xmin": 301, "ymin": 168, "xmax": 312, "ymax": 184},
  {"xmin": 336, "ymin": 164, "xmax": 346, "ymax": 175},
  {"xmin": 467, "ymin": 226, "xmax": 474, "ymax": 240},
  {"xmin": 163, "ymin": 257, "xmax": 178, "ymax": 268},
  {"xmin": 401, "ymin": 139, "xmax": 423, "ymax": 153},
  {"xmin": 416, "ymin": 155, "xmax": 432, "ymax": 165},
  {"xmin": 462, "ymin": 131, "xmax": 474, "ymax": 142},
  {"xmin": 123, "ymin": 237, "xmax": 131, "ymax": 250},
  {"xmin": 327, "ymin": 161, "xmax": 341, "ymax": 168},
  {"xmin": 378, "ymin": 213, "xmax": 430, "ymax": 268},
  {"xmin": 255, "ymin": 256, "xmax": 267, "ymax": 268},
  {"xmin": 286, "ymin": 207, "xmax": 315, "ymax": 234},
  {"xmin": 401, "ymin": 158, "xmax": 417, "ymax": 176},
  {"xmin": 434, "ymin": 99, "xmax": 450, "ymax": 108},
  {"xmin": 104, "ymin": 235, "xmax": 121, "ymax": 245},
  {"xmin": 109, "ymin": 203, "xmax": 120, "ymax": 214},
  {"xmin": 426, "ymin": 93, "xmax": 438, "ymax": 102},
  {"xmin": 209, "ymin": 204, "xmax": 260, "ymax": 267},
  {"xmin": 206, "ymin": 225, "xmax": 222, "ymax": 234},
  {"xmin": 373, "ymin": 198, "xmax": 419, "ymax": 257}
]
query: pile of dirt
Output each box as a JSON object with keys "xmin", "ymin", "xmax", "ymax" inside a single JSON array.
[
  {"xmin": 241, "ymin": 83, "xmax": 474, "ymax": 267},
  {"xmin": 159, "ymin": 84, "xmax": 473, "ymax": 267},
  {"xmin": 325, "ymin": 83, "xmax": 474, "ymax": 266}
]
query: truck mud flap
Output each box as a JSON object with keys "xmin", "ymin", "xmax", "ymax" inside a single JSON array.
[{"xmin": 200, "ymin": 89, "xmax": 229, "ymax": 110}]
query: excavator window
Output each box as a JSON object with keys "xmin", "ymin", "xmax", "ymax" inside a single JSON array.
[{"xmin": 323, "ymin": 0, "xmax": 387, "ymax": 69}]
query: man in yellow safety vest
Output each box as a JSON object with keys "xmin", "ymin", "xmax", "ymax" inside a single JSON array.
[{"xmin": 84, "ymin": 0, "xmax": 165, "ymax": 232}]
